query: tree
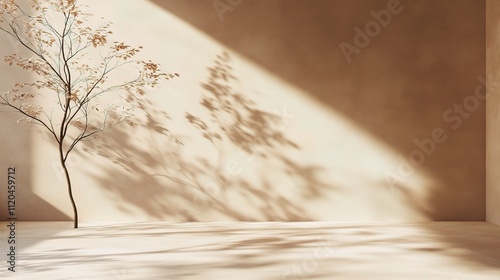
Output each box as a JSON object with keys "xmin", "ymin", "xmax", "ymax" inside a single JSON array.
[{"xmin": 0, "ymin": 0, "xmax": 177, "ymax": 228}]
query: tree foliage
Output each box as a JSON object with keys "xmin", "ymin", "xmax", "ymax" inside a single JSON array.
[{"xmin": 0, "ymin": 0, "xmax": 177, "ymax": 228}]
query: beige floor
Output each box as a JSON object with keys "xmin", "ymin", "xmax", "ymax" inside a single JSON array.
[{"xmin": 1, "ymin": 222, "xmax": 500, "ymax": 279}]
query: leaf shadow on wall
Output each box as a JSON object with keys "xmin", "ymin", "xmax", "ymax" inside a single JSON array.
[
  {"xmin": 79, "ymin": 52, "xmax": 337, "ymax": 221},
  {"xmin": 148, "ymin": 0, "xmax": 486, "ymax": 221}
]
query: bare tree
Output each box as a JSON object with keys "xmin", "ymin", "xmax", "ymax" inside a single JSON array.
[{"xmin": 0, "ymin": 0, "xmax": 177, "ymax": 228}]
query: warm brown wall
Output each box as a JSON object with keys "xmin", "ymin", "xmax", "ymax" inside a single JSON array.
[
  {"xmin": 1, "ymin": 0, "xmax": 485, "ymax": 222},
  {"xmin": 487, "ymin": 0, "xmax": 500, "ymax": 226},
  {"xmin": 150, "ymin": 0, "xmax": 486, "ymax": 220}
]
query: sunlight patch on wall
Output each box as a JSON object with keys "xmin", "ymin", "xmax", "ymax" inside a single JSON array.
[{"xmin": 27, "ymin": 0, "xmax": 438, "ymax": 221}]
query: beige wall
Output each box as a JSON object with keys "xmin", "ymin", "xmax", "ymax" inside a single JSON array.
[
  {"xmin": 487, "ymin": 0, "xmax": 500, "ymax": 226},
  {"xmin": 1, "ymin": 0, "xmax": 485, "ymax": 222},
  {"xmin": 0, "ymin": 36, "xmax": 70, "ymax": 221}
]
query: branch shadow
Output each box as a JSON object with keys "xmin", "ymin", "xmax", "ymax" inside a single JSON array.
[
  {"xmin": 0, "ymin": 38, "xmax": 70, "ymax": 222},
  {"xmin": 79, "ymin": 52, "xmax": 337, "ymax": 222},
  {"xmin": 148, "ymin": 0, "xmax": 486, "ymax": 221},
  {"xmin": 9, "ymin": 222, "xmax": 500, "ymax": 279}
]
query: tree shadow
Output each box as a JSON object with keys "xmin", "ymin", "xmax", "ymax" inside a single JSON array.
[
  {"xmin": 79, "ymin": 52, "xmax": 336, "ymax": 222},
  {"xmin": 148, "ymin": 0, "xmax": 486, "ymax": 221},
  {"xmin": 8, "ymin": 222, "xmax": 500, "ymax": 279},
  {"xmin": 0, "ymin": 38, "xmax": 70, "ymax": 222}
]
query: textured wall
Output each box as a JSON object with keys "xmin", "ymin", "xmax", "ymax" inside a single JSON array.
[
  {"xmin": 1, "ymin": 0, "xmax": 485, "ymax": 222},
  {"xmin": 147, "ymin": 0, "xmax": 486, "ymax": 221},
  {"xmin": 487, "ymin": 0, "xmax": 500, "ymax": 226}
]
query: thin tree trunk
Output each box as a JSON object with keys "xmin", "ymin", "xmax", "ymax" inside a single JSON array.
[{"xmin": 59, "ymin": 145, "xmax": 78, "ymax": 228}]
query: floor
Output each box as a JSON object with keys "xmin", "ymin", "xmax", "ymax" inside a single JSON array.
[{"xmin": 1, "ymin": 222, "xmax": 500, "ymax": 279}]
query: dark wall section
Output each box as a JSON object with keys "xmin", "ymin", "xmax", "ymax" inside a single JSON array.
[{"xmin": 151, "ymin": 0, "xmax": 486, "ymax": 220}]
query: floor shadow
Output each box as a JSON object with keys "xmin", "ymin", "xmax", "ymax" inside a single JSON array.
[
  {"xmin": 7, "ymin": 222, "xmax": 500, "ymax": 279},
  {"xmin": 138, "ymin": 0, "xmax": 494, "ymax": 273}
]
